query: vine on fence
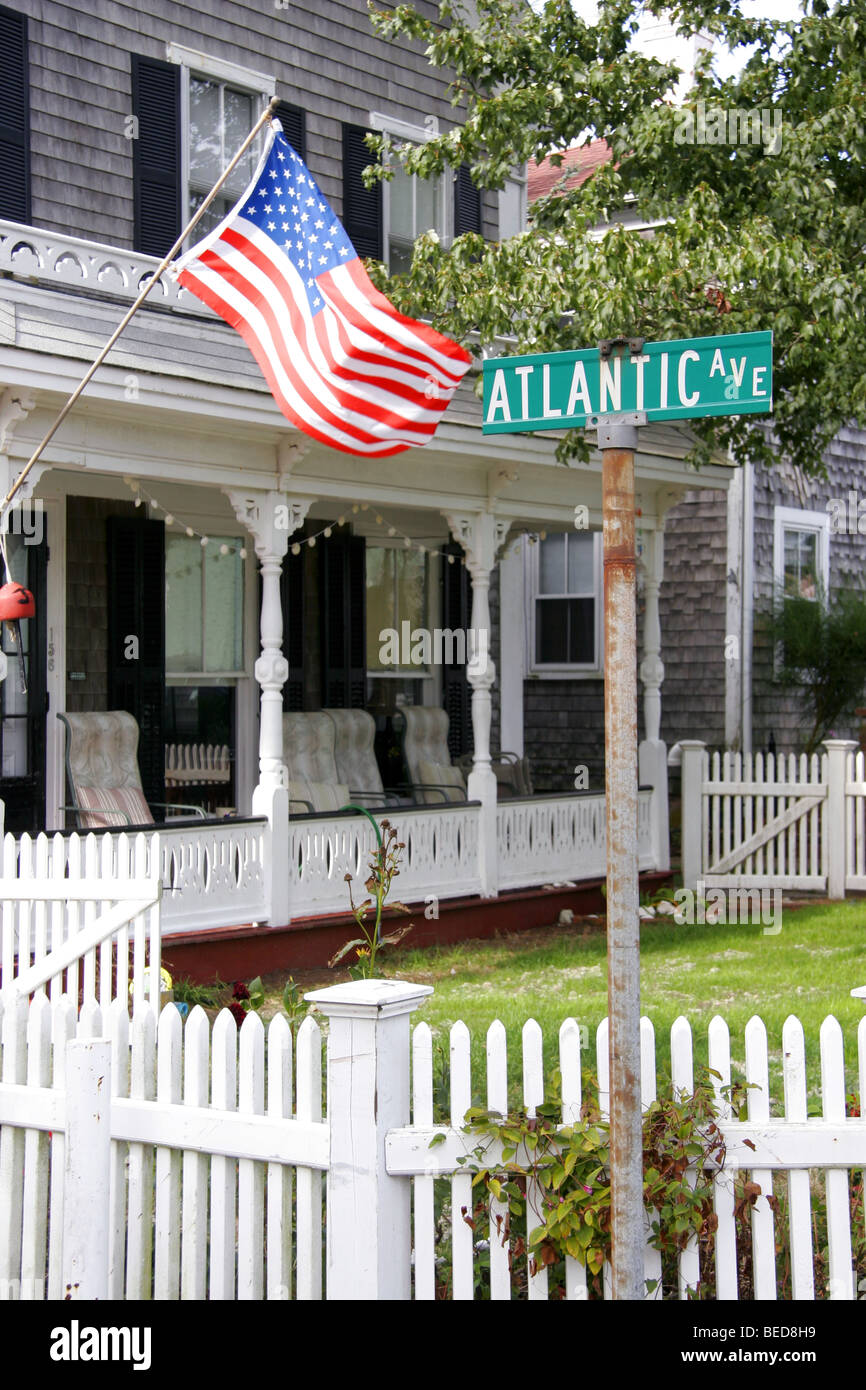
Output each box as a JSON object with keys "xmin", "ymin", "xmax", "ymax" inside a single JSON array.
[{"xmin": 452, "ymin": 1069, "xmax": 752, "ymax": 1291}]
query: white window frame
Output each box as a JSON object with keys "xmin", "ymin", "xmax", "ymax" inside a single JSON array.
[
  {"xmin": 164, "ymin": 529, "xmax": 247, "ymax": 680},
  {"xmin": 498, "ymin": 165, "xmax": 528, "ymax": 240},
  {"xmin": 365, "ymin": 538, "xmax": 434, "ymax": 681},
  {"xmin": 166, "ymin": 44, "xmax": 275, "ymax": 231},
  {"xmin": 368, "ymin": 111, "xmax": 450, "ymax": 270},
  {"xmin": 525, "ymin": 531, "xmax": 604, "ymax": 678},
  {"xmin": 773, "ymin": 505, "xmax": 830, "ymax": 602}
]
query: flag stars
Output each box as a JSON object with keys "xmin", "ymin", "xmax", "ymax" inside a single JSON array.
[
  {"xmin": 282, "ymin": 222, "xmax": 289, "ymax": 231},
  {"xmin": 339, "ymin": 246, "xmax": 350, "ymax": 257},
  {"xmin": 306, "ymin": 196, "xmax": 315, "ymax": 206},
  {"xmin": 264, "ymin": 204, "xmax": 272, "ymax": 213},
  {"xmin": 268, "ymin": 221, "xmax": 276, "ymax": 230},
  {"xmin": 314, "ymin": 219, "xmax": 324, "ymax": 230},
  {"xmin": 269, "ymin": 170, "xmax": 278, "ymax": 179}
]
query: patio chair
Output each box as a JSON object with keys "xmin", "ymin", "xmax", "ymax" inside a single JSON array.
[
  {"xmin": 455, "ymin": 748, "xmax": 534, "ymax": 798},
  {"xmin": 58, "ymin": 711, "xmax": 207, "ymax": 829},
  {"xmin": 324, "ymin": 708, "xmax": 402, "ymax": 808},
  {"xmin": 394, "ymin": 706, "xmax": 469, "ymax": 804},
  {"xmin": 282, "ymin": 711, "xmax": 349, "ymax": 814}
]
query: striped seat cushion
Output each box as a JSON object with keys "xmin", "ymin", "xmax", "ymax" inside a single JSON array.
[{"xmin": 76, "ymin": 786, "xmax": 153, "ymax": 829}]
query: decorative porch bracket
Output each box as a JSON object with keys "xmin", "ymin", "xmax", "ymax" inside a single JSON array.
[
  {"xmin": 225, "ymin": 485, "xmax": 314, "ymax": 925},
  {"xmin": 443, "ymin": 509, "xmax": 511, "ymax": 897},
  {"xmin": 0, "ymin": 388, "xmax": 47, "ymax": 505}
]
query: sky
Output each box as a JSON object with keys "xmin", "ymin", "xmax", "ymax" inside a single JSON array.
[{"xmin": 528, "ymin": 0, "xmax": 806, "ymax": 80}]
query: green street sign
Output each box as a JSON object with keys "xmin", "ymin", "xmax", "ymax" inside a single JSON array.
[{"xmin": 482, "ymin": 331, "xmax": 773, "ymax": 434}]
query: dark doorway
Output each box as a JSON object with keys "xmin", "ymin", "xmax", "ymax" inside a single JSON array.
[{"xmin": 0, "ymin": 526, "xmax": 48, "ymax": 835}]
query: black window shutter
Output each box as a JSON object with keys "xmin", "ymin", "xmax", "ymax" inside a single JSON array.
[
  {"xmin": 0, "ymin": 6, "xmax": 30, "ymax": 223},
  {"xmin": 453, "ymin": 163, "xmax": 481, "ymax": 238},
  {"xmin": 274, "ymin": 101, "xmax": 306, "ymax": 161},
  {"xmin": 281, "ymin": 541, "xmax": 305, "ymax": 711},
  {"xmin": 442, "ymin": 541, "xmax": 472, "ymax": 759},
  {"xmin": 107, "ymin": 515, "xmax": 165, "ymax": 807},
  {"xmin": 131, "ymin": 54, "xmax": 181, "ymax": 257},
  {"xmin": 342, "ymin": 123, "xmax": 382, "ymax": 260},
  {"xmin": 319, "ymin": 532, "xmax": 366, "ymax": 709}
]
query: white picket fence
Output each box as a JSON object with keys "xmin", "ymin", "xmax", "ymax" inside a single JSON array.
[
  {"xmin": 0, "ymin": 831, "xmax": 162, "ymax": 1011},
  {"xmin": 680, "ymin": 738, "xmax": 866, "ymax": 896},
  {"xmin": 1, "ymin": 980, "xmax": 863, "ymax": 1301}
]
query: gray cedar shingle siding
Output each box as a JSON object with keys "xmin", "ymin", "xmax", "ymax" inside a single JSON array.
[
  {"xmin": 15, "ymin": 0, "xmax": 496, "ymax": 251},
  {"xmin": 658, "ymin": 426, "xmax": 866, "ymax": 757}
]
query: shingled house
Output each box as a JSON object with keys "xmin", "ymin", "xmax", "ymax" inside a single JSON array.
[{"xmin": 0, "ymin": 0, "xmax": 734, "ymax": 950}]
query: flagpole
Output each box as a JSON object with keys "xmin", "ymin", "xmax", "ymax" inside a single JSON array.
[{"xmin": 0, "ymin": 95, "xmax": 281, "ymax": 518}]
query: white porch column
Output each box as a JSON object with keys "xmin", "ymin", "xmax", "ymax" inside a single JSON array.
[
  {"xmin": 443, "ymin": 511, "xmax": 511, "ymax": 897},
  {"xmin": 638, "ymin": 525, "xmax": 669, "ymax": 871},
  {"xmin": 225, "ymin": 489, "xmax": 313, "ymax": 924}
]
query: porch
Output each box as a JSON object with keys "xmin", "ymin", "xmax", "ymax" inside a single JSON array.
[
  {"xmin": 4, "ymin": 783, "xmax": 662, "ymax": 946},
  {"xmin": 0, "ymin": 217, "xmax": 733, "ymax": 941}
]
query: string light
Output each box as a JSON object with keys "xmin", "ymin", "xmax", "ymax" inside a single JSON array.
[{"xmin": 122, "ymin": 478, "xmax": 468, "ymax": 569}]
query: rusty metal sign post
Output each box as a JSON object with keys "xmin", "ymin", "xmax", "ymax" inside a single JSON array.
[
  {"xmin": 593, "ymin": 342, "xmax": 647, "ymax": 1299},
  {"xmin": 481, "ymin": 330, "xmax": 773, "ymax": 1301}
]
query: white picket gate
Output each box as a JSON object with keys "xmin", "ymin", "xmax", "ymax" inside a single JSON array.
[
  {"xmin": 0, "ymin": 831, "xmax": 162, "ymax": 1012},
  {"xmin": 0, "ymin": 980, "xmax": 863, "ymax": 1301},
  {"xmin": 681, "ymin": 738, "xmax": 866, "ymax": 897}
]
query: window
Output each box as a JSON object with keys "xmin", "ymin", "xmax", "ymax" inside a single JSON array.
[
  {"xmin": 528, "ymin": 532, "xmax": 602, "ymax": 674},
  {"xmin": 166, "ymin": 45, "xmax": 274, "ymax": 241},
  {"xmin": 165, "ymin": 534, "xmax": 244, "ymax": 675},
  {"xmin": 366, "ymin": 544, "xmax": 429, "ymax": 673},
  {"xmin": 498, "ymin": 169, "xmax": 527, "ymax": 240},
  {"xmin": 0, "ymin": 4, "xmax": 31, "ymax": 223},
  {"xmin": 368, "ymin": 114, "xmax": 448, "ymax": 272},
  {"xmin": 773, "ymin": 506, "xmax": 829, "ymax": 601}
]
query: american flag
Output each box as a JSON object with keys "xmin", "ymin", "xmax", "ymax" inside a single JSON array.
[{"xmin": 174, "ymin": 122, "xmax": 472, "ymax": 456}]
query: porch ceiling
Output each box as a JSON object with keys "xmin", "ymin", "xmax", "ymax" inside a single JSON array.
[{"xmin": 2, "ymin": 272, "xmax": 733, "ymax": 527}]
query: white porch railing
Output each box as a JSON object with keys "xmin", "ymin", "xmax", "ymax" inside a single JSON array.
[
  {"xmin": 289, "ymin": 802, "xmax": 482, "ymax": 917},
  {"xmin": 8, "ymin": 788, "xmax": 664, "ymax": 939},
  {"xmin": 5, "ymin": 820, "xmax": 268, "ymax": 939},
  {"xmin": 0, "ymin": 218, "xmax": 214, "ymax": 316},
  {"xmin": 497, "ymin": 790, "xmax": 656, "ymax": 890}
]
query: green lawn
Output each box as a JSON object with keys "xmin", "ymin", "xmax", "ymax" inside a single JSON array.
[{"xmin": 381, "ymin": 901, "xmax": 866, "ymax": 1112}]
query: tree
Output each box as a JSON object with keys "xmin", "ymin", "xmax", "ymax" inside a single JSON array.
[
  {"xmin": 366, "ymin": 0, "xmax": 866, "ymax": 471},
  {"xmin": 767, "ymin": 586, "xmax": 866, "ymax": 751}
]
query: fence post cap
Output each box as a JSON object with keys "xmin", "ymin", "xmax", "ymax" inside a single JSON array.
[
  {"xmin": 821, "ymin": 738, "xmax": 859, "ymax": 751},
  {"xmin": 305, "ymin": 978, "xmax": 433, "ymax": 1019},
  {"xmin": 851, "ymin": 985, "xmax": 866, "ymax": 1002}
]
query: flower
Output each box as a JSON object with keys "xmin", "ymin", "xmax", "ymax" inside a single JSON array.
[
  {"xmin": 232, "ymin": 981, "xmax": 250, "ymax": 1001},
  {"xmin": 228, "ymin": 1002, "xmax": 247, "ymax": 1027}
]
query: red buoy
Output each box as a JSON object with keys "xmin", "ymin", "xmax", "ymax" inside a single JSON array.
[{"xmin": 0, "ymin": 582, "xmax": 35, "ymax": 619}]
